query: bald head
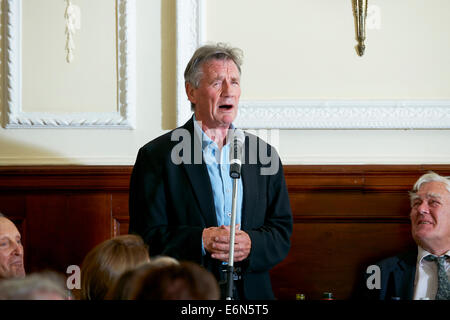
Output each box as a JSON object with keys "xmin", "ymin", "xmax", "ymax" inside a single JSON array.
[{"xmin": 0, "ymin": 216, "xmax": 25, "ymax": 279}]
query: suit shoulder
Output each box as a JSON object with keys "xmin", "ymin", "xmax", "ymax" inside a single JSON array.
[
  {"xmin": 375, "ymin": 249, "xmax": 417, "ymax": 270},
  {"xmin": 138, "ymin": 129, "xmax": 180, "ymax": 158}
]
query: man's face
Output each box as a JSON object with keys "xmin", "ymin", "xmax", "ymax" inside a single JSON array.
[
  {"xmin": 186, "ymin": 59, "xmax": 241, "ymax": 131},
  {"xmin": 0, "ymin": 218, "xmax": 25, "ymax": 279},
  {"xmin": 410, "ymin": 181, "xmax": 450, "ymax": 251}
]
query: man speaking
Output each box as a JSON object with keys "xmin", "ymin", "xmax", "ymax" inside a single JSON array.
[{"xmin": 129, "ymin": 43, "xmax": 292, "ymax": 300}]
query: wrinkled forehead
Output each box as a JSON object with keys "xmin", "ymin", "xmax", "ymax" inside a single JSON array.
[
  {"xmin": 411, "ymin": 192, "xmax": 442, "ymax": 201},
  {"xmin": 202, "ymin": 58, "xmax": 240, "ymax": 73},
  {"xmin": 418, "ymin": 181, "xmax": 449, "ymax": 193}
]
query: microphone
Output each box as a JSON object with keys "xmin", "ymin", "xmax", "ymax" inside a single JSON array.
[
  {"xmin": 226, "ymin": 128, "xmax": 245, "ymax": 300},
  {"xmin": 229, "ymin": 129, "xmax": 245, "ymax": 179}
]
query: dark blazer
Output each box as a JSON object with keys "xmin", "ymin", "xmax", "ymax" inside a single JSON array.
[
  {"xmin": 358, "ymin": 249, "xmax": 417, "ymax": 300},
  {"xmin": 129, "ymin": 117, "xmax": 293, "ymax": 300}
]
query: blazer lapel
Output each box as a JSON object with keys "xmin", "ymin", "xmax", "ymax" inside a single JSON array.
[
  {"xmin": 181, "ymin": 117, "xmax": 217, "ymax": 227},
  {"xmin": 395, "ymin": 249, "xmax": 417, "ymax": 300}
]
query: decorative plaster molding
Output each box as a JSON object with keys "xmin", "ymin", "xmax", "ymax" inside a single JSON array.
[
  {"xmin": 234, "ymin": 100, "xmax": 450, "ymax": 129},
  {"xmin": 176, "ymin": 0, "xmax": 450, "ymax": 129},
  {"xmin": 176, "ymin": 0, "xmax": 205, "ymax": 127},
  {"xmin": 65, "ymin": 0, "xmax": 79, "ymax": 63},
  {"xmin": 2, "ymin": 0, "xmax": 136, "ymax": 129}
]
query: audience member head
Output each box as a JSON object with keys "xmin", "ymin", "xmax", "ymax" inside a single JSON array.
[
  {"xmin": 0, "ymin": 271, "xmax": 68, "ymax": 300},
  {"xmin": 0, "ymin": 213, "xmax": 25, "ymax": 279},
  {"xmin": 80, "ymin": 234, "xmax": 150, "ymax": 300},
  {"xmin": 147, "ymin": 255, "xmax": 180, "ymax": 268},
  {"xmin": 106, "ymin": 255, "xmax": 180, "ymax": 300},
  {"xmin": 409, "ymin": 171, "xmax": 450, "ymax": 255},
  {"xmin": 129, "ymin": 261, "xmax": 220, "ymax": 300}
]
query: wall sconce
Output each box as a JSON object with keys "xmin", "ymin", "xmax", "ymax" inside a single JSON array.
[{"xmin": 353, "ymin": 0, "xmax": 368, "ymax": 56}]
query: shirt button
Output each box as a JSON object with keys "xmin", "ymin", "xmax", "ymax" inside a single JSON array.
[{"xmin": 227, "ymin": 213, "xmax": 231, "ymax": 217}]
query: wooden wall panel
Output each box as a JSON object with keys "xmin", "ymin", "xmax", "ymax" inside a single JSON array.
[
  {"xmin": 289, "ymin": 191, "xmax": 411, "ymax": 218},
  {"xmin": 112, "ymin": 192, "xmax": 129, "ymax": 236},
  {"xmin": 0, "ymin": 194, "xmax": 26, "ymax": 218},
  {"xmin": 25, "ymin": 193, "xmax": 112, "ymax": 273},
  {"xmin": 271, "ymin": 222, "xmax": 415, "ymax": 300},
  {"xmin": 1, "ymin": 165, "xmax": 450, "ymax": 299}
]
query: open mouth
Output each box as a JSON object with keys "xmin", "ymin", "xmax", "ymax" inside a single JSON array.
[{"xmin": 218, "ymin": 105, "xmax": 233, "ymax": 110}]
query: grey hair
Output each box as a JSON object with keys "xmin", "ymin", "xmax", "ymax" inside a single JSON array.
[
  {"xmin": 0, "ymin": 271, "xmax": 68, "ymax": 300},
  {"xmin": 409, "ymin": 171, "xmax": 450, "ymax": 206},
  {"xmin": 0, "ymin": 212, "xmax": 5, "ymax": 218},
  {"xmin": 184, "ymin": 43, "xmax": 243, "ymax": 111}
]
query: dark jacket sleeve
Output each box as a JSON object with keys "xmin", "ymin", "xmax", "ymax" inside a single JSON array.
[{"xmin": 128, "ymin": 145, "xmax": 204, "ymax": 263}]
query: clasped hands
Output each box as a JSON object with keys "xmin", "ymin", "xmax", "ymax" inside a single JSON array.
[{"xmin": 202, "ymin": 225, "xmax": 251, "ymax": 262}]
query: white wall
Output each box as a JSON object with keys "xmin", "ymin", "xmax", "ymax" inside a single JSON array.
[
  {"xmin": 207, "ymin": 0, "xmax": 450, "ymax": 100},
  {"xmin": 0, "ymin": 0, "xmax": 449, "ymax": 165},
  {"xmin": 22, "ymin": 0, "xmax": 117, "ymax": 113}
]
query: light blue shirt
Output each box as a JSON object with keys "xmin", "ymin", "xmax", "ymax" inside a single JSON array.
[{"xmin": 193, "ymin": 116, "xmax": 244, "ymax": 255}]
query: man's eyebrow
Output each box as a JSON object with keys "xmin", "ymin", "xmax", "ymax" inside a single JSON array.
[
  {"xmin": 426, "ymin": 192, "xmax": 442, "ymax": 199},
  {"xmin": 208, "ymin": 75, "xmax": 223, "ymax": 82},
  {"xmin": 410, "ymin": 193, "xmax": 420, "ymax": 200}
]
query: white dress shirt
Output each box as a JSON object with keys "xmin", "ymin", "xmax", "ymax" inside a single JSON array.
[{"xmin": 413, "ymin": 246, "xmax": 450, "ymax": 300}]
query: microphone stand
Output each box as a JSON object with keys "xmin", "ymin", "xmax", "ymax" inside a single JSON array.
[
  {"xmin": 226, "ymin": 129, "xmax": 244, "ymax": 301},
  {"xmin": 226, "ymin": 177, "xmax": 239, "ymax": 300}
]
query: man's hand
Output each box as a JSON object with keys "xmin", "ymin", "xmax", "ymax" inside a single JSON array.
[{"xmin": 202, "ymin": 225, "xmax": 251, "ymax": 262}]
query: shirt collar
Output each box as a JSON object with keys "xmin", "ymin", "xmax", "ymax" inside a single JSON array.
[
  {"xmin": 417, "ymin": 246, "xmax": 450, "ymax": 264},
  {"xmin": 193, "ymin": 114, "xmax": 235, "ymax": 151}
]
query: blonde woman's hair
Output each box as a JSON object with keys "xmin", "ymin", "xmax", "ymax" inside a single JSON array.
[{"xmin": 79, "ymin": 234, "xmax": 149, "ymax": 300}]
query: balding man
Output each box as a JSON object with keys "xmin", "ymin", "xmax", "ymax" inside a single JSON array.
[{"xmin": 0, "ymin": 213, "xmax": 25, "ymax": 279}]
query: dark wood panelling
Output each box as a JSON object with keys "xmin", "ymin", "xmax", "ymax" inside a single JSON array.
[
  {"xmin": 289, "ymin": 191, "xmax": 411, "ymax": 218},
  {"xmin": 25, "ymin": 193, "xmax": 112, "ymax": 273},
  {"xmin": 0, "ymin": 166, "xmax": 132, "ymax": 191},
  {"xmin": 271, "ymin": 223, "xmax": 415, "ymax": 300},
  {"xmin": 112, "ymin": 193, "xmax": 129, "ymax": 236},
  {"xmin": 0, "ymin": 194, "xmax": 26, "ymax": 218},
  {"xmin": 1, "ymin": 165, "xmax": 449, "ymax": 299}
]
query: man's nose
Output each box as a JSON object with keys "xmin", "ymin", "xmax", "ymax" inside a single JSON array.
[
  {"xmin": 221, "ymin": 80, "xmax": 233, "ymax": 96},
  {"xmin": 417, "ymin": 201, "xmax": 429, "ymax": 215},
  {"xmin": 11, "ymin": 242, "xmax": 23, "ymax": 256}
]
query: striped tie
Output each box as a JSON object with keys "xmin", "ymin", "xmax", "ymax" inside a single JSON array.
[{"xmin": 424, "ymin": 255, "xmax": 450, "ymax": 300}]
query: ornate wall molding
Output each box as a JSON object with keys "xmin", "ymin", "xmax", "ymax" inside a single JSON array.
[
  {"xmin": 65, "ymin": 0, "xmax": 78, "ymax": 63},
  {"xmin": 176, "ymin": 0, "xmax": 205, "ymax": 127},
  {"xmin": 234, "ymin": 100, "xmax": 450, "ymax": 129},
  {"xmin": 176, "ymin": 0, "xmax": 450, "ymax": 129},
  {"xmin": 2, "ymin": 0, "xmax": 136, "ymax": 129}
]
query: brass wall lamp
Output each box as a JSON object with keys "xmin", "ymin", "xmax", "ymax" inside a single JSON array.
[{"xmin": 353, "ymin": 0, "xmax": 368, "ymax": 56}]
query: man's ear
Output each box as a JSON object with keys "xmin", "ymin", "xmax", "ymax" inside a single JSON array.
[{"xmin": 185, "ymin": 82, "xmax": 197, "ymax": 104}]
